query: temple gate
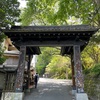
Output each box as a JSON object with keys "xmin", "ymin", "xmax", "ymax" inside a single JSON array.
[{"xmin": 2, "ymin": 25, "xmax": 99, "ymax": 100}]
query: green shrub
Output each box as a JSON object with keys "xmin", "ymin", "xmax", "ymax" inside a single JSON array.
[{"xmin": 91, "ymin": 63, "xmax": 100, "ymax": 77}]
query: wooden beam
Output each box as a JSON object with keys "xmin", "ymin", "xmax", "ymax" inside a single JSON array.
[{"xmin": 14, "ymin": 40, "xmax": 87, "ymax": 47}]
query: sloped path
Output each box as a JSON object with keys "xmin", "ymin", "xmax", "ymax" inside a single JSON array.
[{"xmin": 24, "ymin": 78, "xmax": 72, "ymax": 100}]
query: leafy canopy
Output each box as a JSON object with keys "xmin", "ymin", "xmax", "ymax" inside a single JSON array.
[
  {"xmin": 21, "ymin": 0, "xmax": 100, "ymax": 26},
  {"xmin": 0, "ymin": 0, "xmax": 20, "ymax": 28},
  {"xmin": 0, "ymin": 0, "xmax": 20, "ymax": 64}
]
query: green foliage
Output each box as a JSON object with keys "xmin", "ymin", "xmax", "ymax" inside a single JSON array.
[
  {"xmin": 0, "ymin": 34, "xmax": 6, "ymax": 64},
  {"xmin": 83, "ymin": 61, "xmax": 100, "ymax": 99},
  {"xmin": 0, "ymin": 32, "xmax": 6, "ymax": 64},
  {"xmin": 45, "ymin": 55, "xmax": 71, "ymax": 79},
  {"xmin": 91, "ymin": 30, "xmax": 100, "ymax": 44},
  {"xmin": 84, "ymin": 68, "xmax": 100, "ymax": 99},
  {"xmin": 36, "ymin": 47, "xmax": 71, "ymax": 79},
  {"xmin": 0, "ymin": 32, "xmax": 5, "ymax": 42},
  {"xmin": 83, "ymin": 63, "xmax": 100, "ymax": 77},
  {"xmin": 0, "ymin": 0, "xmax": 20, "ymax": 28},
  {"xmin": 91, "ymin": 63, "xmax": 100, "ymax": 77},
  {"xmin": 82, "ymin": 42, "xmax": 100, "ymax": 69},
  {"xmin": 36, "ymin": 47, "xmax": 60, "ymax": 75},
  {"xmin": 83, "ymin": 67, "xmax": 91, "ymax": 75},
  {"xmin": 0, "ymin": 0, "xmax": 20, "ymax": 64},
  {"xmin": 21, "ymin": 0, "xmax": 100, "ymax": 26},
  {"xmin": 0, "ymin": 56, "xmax": 6, "ymax": 64},
  {"xmin": 84, "ymin": 75, "xmax": 99, "ymax": 98}
]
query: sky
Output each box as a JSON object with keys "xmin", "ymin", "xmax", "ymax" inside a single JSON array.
[
  {"xmin": 15, "ymin": 0, "xmax": 26, "ymax": 25},
  {"xmin": 18, "ymin": 0, "xmax": 26, "ymax": 8}
]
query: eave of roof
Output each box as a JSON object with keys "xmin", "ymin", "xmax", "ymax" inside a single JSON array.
[
  {"xmin": 3, "ymin": 25, "xmax": 99, "ymax": 55},
  {"xmin": 4, "ymin": 25, "xmax": 99, "ymax": 33}
]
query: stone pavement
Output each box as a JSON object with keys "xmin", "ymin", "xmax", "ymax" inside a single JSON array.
[{"xmin": 24, "ymin": 78, "xmax": 73, "ymax": 100}]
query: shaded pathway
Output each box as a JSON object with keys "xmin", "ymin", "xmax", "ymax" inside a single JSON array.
[{"xmin": 24, "ymin": 78, "xmax": 72, "ymax": 100}]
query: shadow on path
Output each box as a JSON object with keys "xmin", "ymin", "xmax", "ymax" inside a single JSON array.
[{"xmin": 24, "ymin": 78, "xmax": 72, "ymax": 100}]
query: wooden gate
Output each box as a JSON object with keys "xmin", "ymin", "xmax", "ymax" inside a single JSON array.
[{"xmin": 4, "ymin": 72, "xmax": 16, "ymax": 92}]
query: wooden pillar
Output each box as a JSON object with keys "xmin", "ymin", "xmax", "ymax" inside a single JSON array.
[
  {"xmin": 71, "ymin": 54, "xmax": 76, "ymax": 89},
  {"xmin": 73, "ymin": 45, "xmax": 84, "ymax": 93},
  {"xmin": 26, "ymin": 55, "xmax": 31, "ymax": 89},
  {"xmin": 14, "ymin": 46, "xmax": 26, "ymax": 92}
]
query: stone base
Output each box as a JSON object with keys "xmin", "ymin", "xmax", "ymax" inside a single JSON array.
[
  {"xmin": 72, "ymin": 89, "xmax": 77, "ymax": 95},
  {"xmin": 1, "ymin": 92, "xmax": 24, "ymax": 100},
  {"xmin": 75, "ymin": 93, "xmax": 88, "ymax": 100}
]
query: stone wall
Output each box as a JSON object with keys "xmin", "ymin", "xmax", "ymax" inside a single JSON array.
[{"xmin": 1, "ymin": 92, "xmax": 24, "ymax": 100}]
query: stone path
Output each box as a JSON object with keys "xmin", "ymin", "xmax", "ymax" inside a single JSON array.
[{"xmin": 24, "ymin": 78, "xmax": 73, "ymax": 100}]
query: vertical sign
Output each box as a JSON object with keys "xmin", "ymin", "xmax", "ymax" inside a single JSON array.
[
  {"xmin": 15, "ymin": 46, "xmax": 26, "ymax": 92},
  {"xmin": 74, "ymin": 45, "xmax": 84, "ymax": 93}
]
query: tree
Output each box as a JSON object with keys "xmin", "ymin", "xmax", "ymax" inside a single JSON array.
[
  {"xmin": 0, "ymin": 0, "xmax": 20, "ymax": 28},
  {"xmin": 82, "ymin": 42, "xmax": 100, "ymax": 68},
  {"xmin": 21, "ymin": 0, "xmax": 100, "ymax": 26},
  {"xmin": 0, "ymin": 0, "xmax": 20, "ymax": 64},
  {"xmin": 36, "ymin": 47, "xmax": 60, "ymax": 75},
  {"xmin": 45, "ymin": 55, "xmax": 71, "ymax": 79},
  {"xmin": 0, "ymin": 32, "xmax": 5, "ymax": 64}
]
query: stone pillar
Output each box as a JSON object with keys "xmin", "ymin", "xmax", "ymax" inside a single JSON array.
[
  {"xmin": 71, "ymin": 54, "xmax": 76, "ymax": 89},
  {"xmin": 14, "ymin": 46, "xmax": 26, "ymax": 92},
  {"xmin": 73, "ymin": 45, "xmax": 84, "ymax": 93}
]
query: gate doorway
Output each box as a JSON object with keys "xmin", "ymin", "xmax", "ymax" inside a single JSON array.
[{"xmin": 3, "ymin": 25, "xmax": 99, "ymax": 99}]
